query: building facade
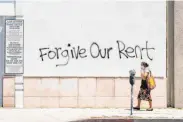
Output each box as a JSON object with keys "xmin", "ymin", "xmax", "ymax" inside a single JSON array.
[{"xmin": 0, "ymin": 1, "xmax": 182, "ymax": 108}]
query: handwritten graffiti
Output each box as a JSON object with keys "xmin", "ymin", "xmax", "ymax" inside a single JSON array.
[
  {"xmin": 39, "ymin": 41, "xmax": 155, "ymax": 67},
  {"xmin": 90, "ymin": 42, "xmax": 113, "ymax": 59},
  {"xmin": 117, "ymin": 40, "xmax": 155, "ymax": 60},
  {"xmin": 39, "ymin": 43, "xmax": 87, "ymax": 66}
]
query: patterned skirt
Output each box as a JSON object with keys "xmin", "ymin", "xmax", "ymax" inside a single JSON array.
[{"xmin": 137, "ymin": 88, "xmax": 152, "ymax": 101}]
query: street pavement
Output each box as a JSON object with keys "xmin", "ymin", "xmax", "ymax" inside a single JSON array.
[{"xmin": 0, "ymin": 108, "xmax": 183, "ymax": 122}]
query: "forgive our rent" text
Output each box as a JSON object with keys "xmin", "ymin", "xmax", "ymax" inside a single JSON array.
[{"xmin": 39, "ymin": 40, "xmax": 155, "ymax": 67}]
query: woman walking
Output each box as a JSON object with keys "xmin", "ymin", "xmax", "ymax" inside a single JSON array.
[{"xmin": 133, "ymin": 62, "xmax": 153, "ymax": 111}]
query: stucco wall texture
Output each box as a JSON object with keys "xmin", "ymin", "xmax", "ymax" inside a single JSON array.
[
  {"xmin": 3, "ymin": 77, "xmax": 166, "ymax": 108},
  {"xmin": 174, "ymin": 1, "xmax": 183, "ymax": 108}
]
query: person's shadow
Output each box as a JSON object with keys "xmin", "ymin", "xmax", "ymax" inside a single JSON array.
[{"xmin": 124, "ymin": 109, "xmax": 146, "ymax": 111}]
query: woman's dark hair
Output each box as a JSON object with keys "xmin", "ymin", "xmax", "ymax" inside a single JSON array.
[{"xmin": 141, "ymin": 62, "xmax": 149, "ymax": 67}]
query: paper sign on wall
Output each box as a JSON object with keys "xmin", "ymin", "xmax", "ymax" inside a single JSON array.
[{"xmin": 5, "ymin": 19, "xmax": 24, "ymax": 74}]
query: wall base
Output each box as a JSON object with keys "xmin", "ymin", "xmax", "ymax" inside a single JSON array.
[{"xmin": 3, "ymin": 77, "xmax": 167, "ymax": 108}]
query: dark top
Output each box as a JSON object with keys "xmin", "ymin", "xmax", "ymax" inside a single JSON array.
[
  {"xmin": 140, "ymin": 68, "xmax": 150, "ymax": 89},
  {"xmin": 140, "ymin": 80, "xmax": 148, "ymax": 89}
]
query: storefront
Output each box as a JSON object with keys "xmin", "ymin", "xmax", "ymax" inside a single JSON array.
[{"xmin": 0, "ymin": 1, "xmax": 177, "ymax": 108}]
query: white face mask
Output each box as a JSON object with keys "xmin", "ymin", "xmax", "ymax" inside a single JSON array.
[{"xmin": 141, "ymin": 66, "xmax": 144, "ymax": 70}]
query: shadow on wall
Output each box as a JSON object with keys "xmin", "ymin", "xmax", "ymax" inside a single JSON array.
[
  {"xmin": 70, "ymin": 119, "xmax": 133, "ymax": 122},
  {"xmin": 70, "ymin": 119, "xmax": 183, "ymax": 122}
]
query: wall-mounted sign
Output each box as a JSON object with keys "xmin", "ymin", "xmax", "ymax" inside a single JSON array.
[{"xmin": 5, "ymin": 19, "xmax": 24, "ymax": 74}]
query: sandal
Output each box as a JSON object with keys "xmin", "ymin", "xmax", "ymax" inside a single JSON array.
[
  {"xmin": 133, "ymin": 107, "xmax": 140, "ymax": 110},
  {"xmin": 146, "ymin": 108, "xmax": 153, "ymax": 111}
]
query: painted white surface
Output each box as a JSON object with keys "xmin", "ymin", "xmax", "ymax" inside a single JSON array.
[
  {"xmin": 15, "ymin": 91, "xmax": 23, "ymax": 108},
  {"xmin": 0, "ymin": 3, "xmax": 14, "ymax": 16},
  {"xmin": 15, "ymin": 76, "xmax": 24, "ymax": 108},
  {"xmin": 18, "ymin": 1, "xmax": 166, "ymax": 77}
]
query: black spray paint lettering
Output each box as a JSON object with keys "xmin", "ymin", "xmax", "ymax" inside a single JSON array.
[
  {"xmin": 117, "ymin": 40, "xmax": 155, "ymax": 60},
  {"xmin": 90, "ymin": 42, "xmax": 113, "ymax": 59},
  {"xmin": 39, "ymin": 43, "xmax": 87, "ymax": 66},
  {"xmin": 39, "ymin": 41, "xmax": 155, "ymax": 67}
]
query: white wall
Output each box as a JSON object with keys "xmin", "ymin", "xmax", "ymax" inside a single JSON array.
[
  {"xmin": 0, "ymin": 2, "xmax": 14, "ymax": 16},
  {"xmin": 17, "ymin": 1, "xmax": 166, "ymax": 77}
]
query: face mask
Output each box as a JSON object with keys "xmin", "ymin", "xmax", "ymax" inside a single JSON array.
[{"xmin": 141, "ymin": 66, "xmax": 144, "ymax": 70}]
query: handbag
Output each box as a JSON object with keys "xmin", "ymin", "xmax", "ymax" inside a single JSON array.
[{"xmin": 147, "ymin": 71, "xmax": 156, "ymax": 90}]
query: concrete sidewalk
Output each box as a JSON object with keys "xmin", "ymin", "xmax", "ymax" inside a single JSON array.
[{"xmin": 0, "ymin": 108, "xmax": 183, "ymax": 122}]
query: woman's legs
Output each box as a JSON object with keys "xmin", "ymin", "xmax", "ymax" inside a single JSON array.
[
  {"xmin": 134, "ymin": 99, "xmax": 141, "ymax": 109},
  {"xmin": 137, "ymin": 99, "xmax": 141, "ymax": 108},
  {"xmin": 146, "ymin": 94, "xmax": 153, "ymax": 111},
  {"xmin": 148, "ymin": 100, "xmax": 152, "ymax": 108},
  {"xmin": 136, "ymin": 99, "xmax": 152, "ymax": 108},
  {"xmin": 148, "ymin": 95, "xmax": 152, "ymax": 108},
  {"xmin": 135, "ymin": 89, "xmax": 142, "ymax": 109},
  {"xmin": 146, "ymin": 100, "xmax": 153, "ymax": 111}
]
